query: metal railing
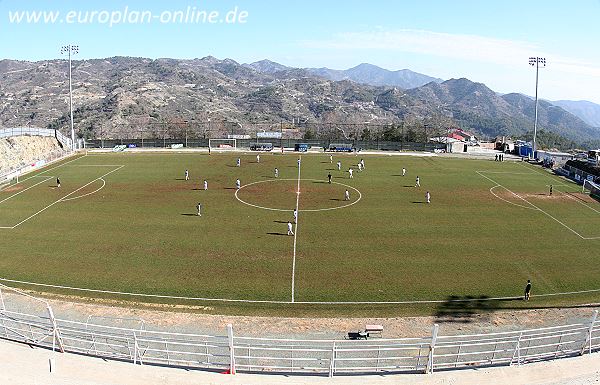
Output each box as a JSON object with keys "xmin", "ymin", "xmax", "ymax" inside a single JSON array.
[
  {"xmin": 0, "ymin": 284, "xmax": 598, "ymax": 377},
  {"xmin": 0, "ymin": 127, "xmax": 72, "ymax": 149},
  {"xmin": 84, "ymin": 138, "xmax": 445, "ymax": 152},
  {"xmin": 0, "ymin": 128, "xmax": 74, "ymax": 182},
  {"xmin": 0, "ymin": 148, "xmax": 70, "ymax": 184}
]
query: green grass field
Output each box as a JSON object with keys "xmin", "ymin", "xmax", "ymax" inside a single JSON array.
[{"xmin": 2, "ymin": 151, "xmax": 600, "ymax": 316}]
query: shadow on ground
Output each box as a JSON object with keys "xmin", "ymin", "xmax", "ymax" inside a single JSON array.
[{"xmin": 435, "ymin": 295, "xmax": 520, "ymax": 323}]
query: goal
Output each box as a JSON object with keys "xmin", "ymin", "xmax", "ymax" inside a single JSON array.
[
  {"xmin": 582, "ymin": 179, "xmax": 600, "ymax": 197},
  {"xmin": 208, "ymin": 138, "xmax": 237, "ymax": 150},
  {"xmin": 0, "ymin": 170, "xmax": 19, "ymax": 190}
]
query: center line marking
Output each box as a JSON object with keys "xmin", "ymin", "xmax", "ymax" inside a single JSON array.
[{"xmin": 291, "ymin": 156, "xmax": 301, "ymax": 303}]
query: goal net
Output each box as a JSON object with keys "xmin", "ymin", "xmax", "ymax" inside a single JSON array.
[
  {"xmin": 582, "ymin": 179, "xmax": 600, "ymax": 197},
  {"xmin": 208, "ymin": 138, "xmax": 237, "ymax": 150},
  {"xmin": 0, "ymin": 171, "xmax": 19, "ymax": 191}
]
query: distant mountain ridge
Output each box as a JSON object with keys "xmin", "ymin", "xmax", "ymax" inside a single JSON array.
[
  {"xmin": 244, "ymin": 60, "xmax": 443, "ymax": 89},
  {"xmin": 1, "ymin": 56, "xmax": 600, "ymax": 148},
  {"xmin": 551, "ymin": 100, "xmax": 600, "ymax": 128}
]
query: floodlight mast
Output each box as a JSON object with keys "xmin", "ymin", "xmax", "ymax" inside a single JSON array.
[
  {"xmin": 529, "ymin": 56, "xmax": 546, "ymax": 158},
  {"xmin": 61, "ymin": 45, "xmax": 79, "ymax": 150}
]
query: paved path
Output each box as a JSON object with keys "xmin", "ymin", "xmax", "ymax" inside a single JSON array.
[{"xmin": 2, "ymin": 339, "xmax": 600, "ymax": 385}]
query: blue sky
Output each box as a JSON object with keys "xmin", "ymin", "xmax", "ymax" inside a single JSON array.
[{"xmin": 1, "ymin": 0, "xmax": 600, "ymax": 103}]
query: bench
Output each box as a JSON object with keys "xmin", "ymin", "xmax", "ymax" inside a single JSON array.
[{"xmin": 365, "ymin": 324, "xmax": 384, "ymax": 338}]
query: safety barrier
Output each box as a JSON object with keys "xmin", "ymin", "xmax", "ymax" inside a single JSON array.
[
  {"xmin": 0, "ymin": 284, "xmax": 598, "ymax": 376},
  {"xmin": 0, "ymin": 127, "xmax": 72, "ymax": 149}
]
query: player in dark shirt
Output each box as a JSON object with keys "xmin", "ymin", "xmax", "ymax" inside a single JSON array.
[{"xmin": 524, "ymin": 280, "xmax": 532, "ymax": 300}]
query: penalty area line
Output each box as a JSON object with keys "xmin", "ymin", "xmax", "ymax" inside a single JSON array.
[
  {"xmin": 7, "ymin": 165, "xmax": 123, "ymax": 230},
  {"xmin": 477, "ymin": 171, "xmax": 588, "ymax": 239},
  {"xmin": 0, "ymin": 175, "xmax": 53, "ymax": 205}
]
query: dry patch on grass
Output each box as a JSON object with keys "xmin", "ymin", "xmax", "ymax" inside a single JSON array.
[{"xmin": 1, "ymin": 185, "xmax": 23, "ymax": 193}]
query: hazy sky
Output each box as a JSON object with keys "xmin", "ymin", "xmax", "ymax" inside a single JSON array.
[{"xmin": 1, "ymin": 0, "xmax": 600, "ymax": 103}]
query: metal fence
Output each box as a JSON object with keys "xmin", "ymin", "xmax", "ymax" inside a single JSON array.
[
  {"xmin": 85, "ymin": 138, "xmax": 445, "ymax": 152},
  {"xmin": 0, "ymin": 146, "xmax": 72, "ymax": 184},
  {"xmin": 0, "ymin": 127, "xmax": 72, "ymax": 149},
  {"xmin": 0, "ymin": 284, "xmax": 598, "ymax": 377}
]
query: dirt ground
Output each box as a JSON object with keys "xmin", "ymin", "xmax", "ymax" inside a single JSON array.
[{"xmin": 4, "ymin": 288, "xmax": 598, "ymax": 339}]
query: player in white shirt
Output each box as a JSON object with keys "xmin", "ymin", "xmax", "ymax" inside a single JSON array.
[
  {"xmin": 185, "ymin": 169, "xmax": 189, "ymax": 181},
  {"xmin": 360, "ymin": 159, "xmax": 365, "ymax": 169},
  {"xmin": 287, "ymin": 221, "xmax": 294, "ymax": 236},
  {"xmin": 256, "ymin": 154, "xmax": 260, "ymax": 163},
  {"xmin": 415, "ymin": 176, "xmax": 420, "ymax": 187},
  {"xmin": 236, "ymin": 158, "xmax": 241, "ymax": 167},
  {"xmin": 426, "ymin": 191, "xmax": 431, "ymax": 204},
  {"xmin": 349, "ymin": 168, "xmax": 354, "ymax": 179},
  {"xmin": 337, "ymin": 161, "xmax": 342, "ymax": 171},
  {"xmin": 344, "ymin": 189, "xmax": 350, "ymax": 201},
  {"xmin": 402, "ymin": 167, "xmax": 406, "ymax": 176},
  {"xmin": 329, "ymin": 155, "xmax": 333, "ymax": 163},
  {"xmin": 236, "ymin": 179, "xmax": 241, "ymax": 190},
  {"xmin": 197, "ymin": 203, "xmax": 202, "ymax": 216},
  {"xmin": 293, "ymin": 209, "xmax": 298, "ymax": 223},
  {"xmin": 274, "ymin": 168, "xmax": 279, "ymax": 178},
  {"xmin": 204, "ymin": 180, "xmax": 208, "ymax": 190},
  {"xmin": 297, "ymin": 158, "xmax": 301, "ymax": 167},
  {"xmin": 357, "ymin": 162, "xmax": 363, "ymax": 172}
]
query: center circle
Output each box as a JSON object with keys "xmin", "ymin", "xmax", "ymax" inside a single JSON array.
[{"xmin": 235, "ymin": 178, "xmax": 362, "ymax": 212}]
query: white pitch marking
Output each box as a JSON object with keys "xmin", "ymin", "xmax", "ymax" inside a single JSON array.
[
  {"xmin": 477, "ymin": 171, "xmax": 539, "ymax": 210},
  {"xmin": 291, "ymin": 155, "xmax": 302, "ymax": 303},
  {"xmin": 489, "ymin": 185, "xmax": 538, "ymax": 210},
  {"xmin": 477, "ymin": 171, "xmax": 587, "ymax": 239},
  {"xmin": 475, "ymin": 171, "xmax": 536, "ymax": 175},
  {"xmin": 13, "ymin": 154, "xmax": 87, "ymax": 186},
  {"xmin": 235, "ymin": 179, "xmax": 362, "ymax": 212},
  {"xmin": 60, "ymin": 178, "xmax": 106, "ymax": 202},
  {"xmin": 0, "ymin": 176, "xmax": 53, "ymax": 205},
  {"xmin": 555, "ymin": 187, "xmax": 600, "ymax": 215},
  {"xmin": 518, "ymin": 163, "xmax": 600, "ymax": 213},
  {"xmin": 1, "ymin": 276, "xmax": 600, "ymax": 305},
  {"xmin": 6, "ymin": 166, "xmax": 123, "ymax": 229}
]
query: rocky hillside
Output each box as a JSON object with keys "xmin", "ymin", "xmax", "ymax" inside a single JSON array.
[
  {"xmin": 1, "ymin": 56, "xmax": 599, "ymax": 146},
  {"xmin": 0, "ymin": 136, "xmax": 64, "ymax": 174}
]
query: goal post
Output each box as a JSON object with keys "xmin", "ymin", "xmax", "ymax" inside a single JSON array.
[
  {"xmin": 0, "ymin": 170, "xmax": 19, "ymax": 191},
  {"xmin": 582, "ymin": 179, "xmax": 600, "ymax": 197},
  {"xmin": 208, "ymin": 138, "xmax": 237, "ymax": 150}
]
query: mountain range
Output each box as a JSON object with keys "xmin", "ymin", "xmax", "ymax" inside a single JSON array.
[
  {"xmin": 550, "ymin": 100, "xmax": 600, "ymax": 128},
  {"xmin": 244, "ymin": 60, "xmax": 443, "ymax": 89},
  {"xmin": 1, "ymin": 56, "xmax": 599, "ymax": 148}
]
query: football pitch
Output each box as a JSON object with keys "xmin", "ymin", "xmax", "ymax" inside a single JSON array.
[{"xmin": 1, "ymin": 151, "xmax": 600, "ymax": 316}]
